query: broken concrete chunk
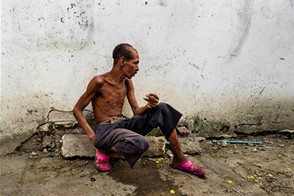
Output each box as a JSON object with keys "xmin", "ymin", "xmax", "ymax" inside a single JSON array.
[
  {"xmin": 37, "ymin": 123, "xmax": 50, "ymax": 133},
  {"xmin": 46, "ymin": 109, "xmax": 95, "ymax": 130},
  {"xmin": 177, "ymin": 126, "xmax": 191, "ymax": 136},
  {"xmin": 61, "ymin": 134, "xmax": 95, "ymax": 158},
  {"xmin": 48, "ymin": 109, "xmax": 77, "ymax": 123},
  {"xmin": 144, "ymin": 136, "xmax": 166, "ymax": 157},
  {"xmin": 61, "ymin": 134, "xmax": 166, "ymax": 158},
  {"xmin": 179, "ymin": 136, "xmax": 204, "ymax": 155}
]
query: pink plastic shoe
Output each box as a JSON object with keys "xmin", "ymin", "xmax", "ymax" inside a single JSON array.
[
  {"xmin": 170, "ymin": 160, "xmax": 205, "ymax": 178},
  {"xmin": 95, "ymin": 151, "xmax": 111, "ymax": 172}
]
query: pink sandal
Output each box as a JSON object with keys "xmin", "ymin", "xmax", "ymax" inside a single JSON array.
[
  {"xmin": 95, "ymin": 151, "xmax": 111, "ymax": 172},
  {"xmin": 170, "ymin": 160, "xmax": 205, "ymax": 177}
]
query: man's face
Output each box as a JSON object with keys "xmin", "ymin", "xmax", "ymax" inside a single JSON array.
[{"xmin": 122, "ymin": 48, "xmax": 139, "ymax": 79}]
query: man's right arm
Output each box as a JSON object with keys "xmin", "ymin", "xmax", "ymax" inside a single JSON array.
[{"xmin": 73, "ymin": 76, "xmax": 104, "ymax": 142}]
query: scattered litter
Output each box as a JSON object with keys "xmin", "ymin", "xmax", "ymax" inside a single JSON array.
[
  {"xmin": 247, "ymin": 175, "xmax": 259, "ymax": 183},
  {"xmin": 247, "ymin": 175, "xmax": 255, "ymax": 181},
  {"xmin": 227, "ymin": 180, "xmax": 233, "ymax": 184},
  {"xmin": 212, "ymin": 140, "xmax": 263, "ymax": 145},
  {"xmin": 265, "ymin": 173, "xmax": 274, "ymax": 183},
  {"xmin": 169, "ymin": 189, "xmax": 175, "ymax": 194},
  {"xmin": 43, "ymin": 148, "xmax": 48, "ymax": 153},
  {"xmin": 155, "ymin": 157, "xmax": 164, "ymax": 164},
  {"xmin": 266, "ymin": 173, "xmax": 273, "ymax": 177}
]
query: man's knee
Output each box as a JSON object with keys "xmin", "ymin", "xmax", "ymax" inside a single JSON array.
[
  {"xmin": 157, "ymin": 102, "xmax": 169, "ymax": 112},
  {"xmin": 116, "ymin": 134, "xmax": 149, "ymax": 155},
  {"xmin": 136, "ymin": 135, "xmax": 149, "ymax": 154}
]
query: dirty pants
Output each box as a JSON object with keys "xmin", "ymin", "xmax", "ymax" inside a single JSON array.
[{"xmin": 93, "ymin": 103, "xmax": 182, "ymax": 168}]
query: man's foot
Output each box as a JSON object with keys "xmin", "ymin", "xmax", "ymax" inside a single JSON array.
[
  {"xmin": 95, "ymin": 151, "xmax": 111, "ymax": 171},
  {"xmin": 170, "ymin": 160, "xmax": 205, "ymax": 177}
]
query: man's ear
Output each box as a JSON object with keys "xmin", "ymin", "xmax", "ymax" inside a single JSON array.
[{"xmin": 121, "ymin": 57, "xmax": 126, "ymax": 66}]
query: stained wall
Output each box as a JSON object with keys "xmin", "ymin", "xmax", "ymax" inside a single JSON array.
[{"xmin": 1, "ymin": 0, "xmax": 294, "ymax": 154}]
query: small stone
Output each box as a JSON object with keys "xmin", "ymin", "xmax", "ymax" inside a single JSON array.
[
  {"xmin": 221, "ymin": 140, "xmax": 227, "ymax": 147},
  {"xmin": 42, "ymin": 135, "xmax": 56, "ymax": 149},
  {"xmin": 143, "ymin": 136, "xmax": 166, "ymax": 157},
  {"xmin": 254, "ymin": 163, "xmax": 262, "ymax": 168},
  {"xmin": 179, "ymin": 136, "xmax": 203, "ymax": 154},
  {"xmin": 31, "ymin": 151, "xmax": 38, "ymax": 156},
  {"xmin": 177, "ymin": 126, "xmax": 191, "ymax": 136},
  {"xmin": 166, "ymin": 150, "xmax": 173, "ymax": 157}
]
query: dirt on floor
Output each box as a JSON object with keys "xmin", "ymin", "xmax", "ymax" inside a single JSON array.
[{"xmin": 1, "ymin": 133, "xmax": 293, "ymax": 196}]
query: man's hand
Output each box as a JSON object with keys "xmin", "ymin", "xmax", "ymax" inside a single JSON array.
[
  {"xmin": 144, "ymin": 93, "xmax": 159, "ymax": 108},
  {"xmin": 89, "ymin": 133, "xmax": 95, "ymax": 144}
]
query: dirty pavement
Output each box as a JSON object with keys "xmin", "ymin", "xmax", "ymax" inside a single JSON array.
[{"xmin": 1, "ymin": 129, "xmax": 293, "ymax": 196}]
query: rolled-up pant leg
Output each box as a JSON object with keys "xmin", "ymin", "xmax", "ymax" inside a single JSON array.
[{"xmin": 113, "ymin": 129, "xmax": 149, "ymax": 168}]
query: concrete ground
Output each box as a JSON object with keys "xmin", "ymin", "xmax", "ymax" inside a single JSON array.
[{"xmin": 1, "ymin": 134, "xmax": 293, "ymax": 196}]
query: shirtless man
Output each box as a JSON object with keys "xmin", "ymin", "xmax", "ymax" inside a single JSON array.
[{"xmin": 73, "ymin": 43, "xmax": 205, "ymax": 177}]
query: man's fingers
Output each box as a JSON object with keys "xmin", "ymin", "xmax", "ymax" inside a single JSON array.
[
  {"xmin": 144, "ymin": 97, "xmax": 158, "ymax": 108},
  {"xmin": 145, "ymin": 94, "xmax": 159, "ymax": 103},
  {"xmin": 149, "ymin": 93, "xmax": 159, "ymax": 99},
  {"xmin": 147, "ymin": 93, "xmax": 159, "ymax": 100}
]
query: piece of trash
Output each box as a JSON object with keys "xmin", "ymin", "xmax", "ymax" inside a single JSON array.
[
  {"xmin": 212, "ymin": 140, "xmax": 263, "ymax": 145},
  {"xmin": 169, "ymin": 189, "xmax": 175, "ymax": 194},
  {"xmin": 247, "ymin": 175, "xmax": 255, "ymax": 180},
  {"xmin": 31, "ymin": 152, "xmax": 38, "ymax": 156},
  {"xmin": 155, "ymin": 157, "xmax": 164, "ymax": 164},
  {"xmin": 247, "ymin": 175, "xmax": 259, "ymax": 183},
  {"xmin": 221, "ymin": 140, "xmax": 227, "ymax": 147},
  {"xmin": 266, "ymin": 173, "xmax": 273, "ymax": 177},
  {"xmin": 43, "ymin": 148, "xmax": 48, "ymax": 153},
  {"xmin": 227, "ymin": 180, "xmax": 233, "ymax": 184},
  {"xmin": 90, "ymin": 177, "xmax": 96, "ymax": 181}
]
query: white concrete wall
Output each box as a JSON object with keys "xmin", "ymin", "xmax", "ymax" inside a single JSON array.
[{"xmin": 1, "ymin": 0, "xmax": 294, "ymax": 154}]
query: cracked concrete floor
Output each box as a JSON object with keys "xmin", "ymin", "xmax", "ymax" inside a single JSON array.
[{"xmin": 1, "ymin": 134, "xmax": 293, "ymax": 196}]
